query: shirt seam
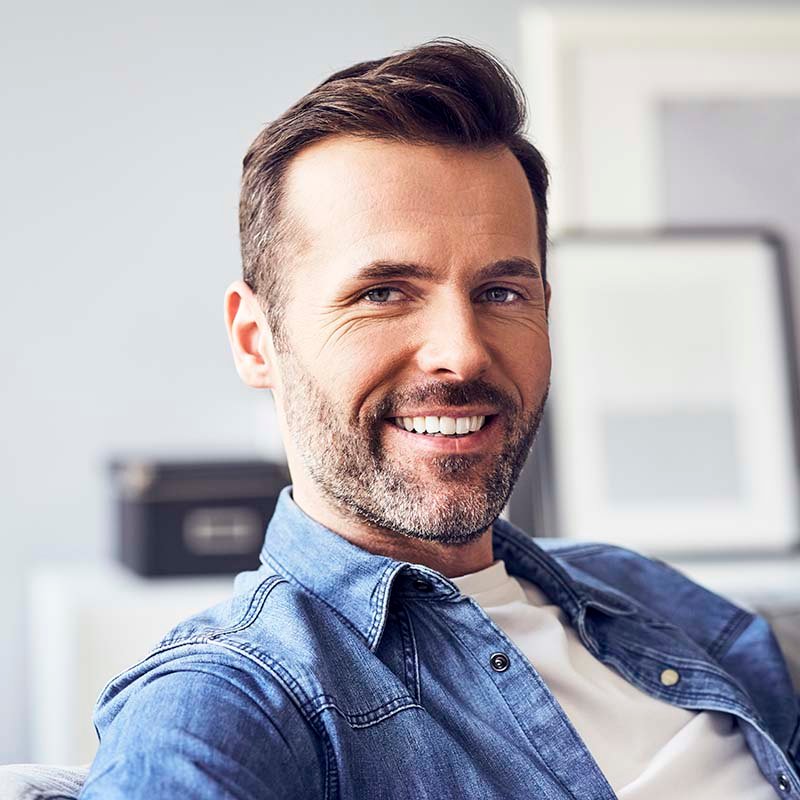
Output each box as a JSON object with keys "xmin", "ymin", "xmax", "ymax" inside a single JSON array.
[
  {"xmin": 208, "ymin": 639, "xmax": 338, "ymax": 800},
  {"xmin": 492, "ymin": 527, "xmax": 585, "ymax": 612},
  {"xmin": 708, "ymin": 607, "xmax": 755, "ymax": 660},
  {"xmin": 263, "ymin": 550, "xmax": 372, "ymax": 645},
  {"xmin": 92, "ymin": 575, "xmax": 285, "ymax": 714},
  {"xmin": 433, "ymin": 595, "xmax": 617, "ymax": 799}
]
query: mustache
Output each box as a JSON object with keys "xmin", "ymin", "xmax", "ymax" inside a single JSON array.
[{"xmin": 372, "ymin": 379, "xmax": 517, "ymax": 421}]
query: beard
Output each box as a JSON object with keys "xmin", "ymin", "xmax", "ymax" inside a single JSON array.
[{"xmin": 278, "ymin": 347, "xmax": 549, "ymax": 547}]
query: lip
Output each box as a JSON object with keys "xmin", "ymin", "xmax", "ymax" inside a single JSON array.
[
  {"xmin": 383, "ymin": 414, "xmax": 501, "ymax": 454},
  {"xmin": 386, "ymin": 407, "xmax": 499, "ymax": 419}
]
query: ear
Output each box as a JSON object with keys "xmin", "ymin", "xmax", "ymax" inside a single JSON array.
[{"xmin": 224, "ymin": 280, "xmax": 277, "ymax": 389}]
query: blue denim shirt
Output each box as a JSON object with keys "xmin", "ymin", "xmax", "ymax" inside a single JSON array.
[{"xmin": 80, "ymin": 486, "xmax": 800, "ymax": 799}]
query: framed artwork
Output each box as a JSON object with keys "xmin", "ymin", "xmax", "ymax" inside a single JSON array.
[
  {"xmin": 508, "ymin": 7, "xmax": 800, "ymax": 563},
  {"xmin": 540, "ymin": 230, "xmax": 800, "ymax": 557},
  {"xmin": 519, "ymin": 7, "xmax": 800, "ymax": 233}
]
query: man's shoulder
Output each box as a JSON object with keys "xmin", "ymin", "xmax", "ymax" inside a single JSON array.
[
  {"xmin": 533, "ymin": 536, "xmax": 727, "ymax": 607},
  {"xmin": 532, "ymin": 537, "xmax": 754, "ymax": 653},
  {"xmin": 97, "ymin": 566, "xmax": 369, "ymax": 720},
  {"xmin": 84, "ymin": 570, "xmax": 328, "ymax": 798},
  {"xmin": 135, "ymin": 568, "xmax": 330, "ymax": 674}
]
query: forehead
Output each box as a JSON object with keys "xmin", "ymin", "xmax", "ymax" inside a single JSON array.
[{"xmin": 281, "ymin": 135, "xmax": 539, "ymax": 281}]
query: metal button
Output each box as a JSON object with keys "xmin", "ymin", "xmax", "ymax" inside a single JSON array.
[
  {"xmin": 412, "ymin": 578, "xmax": 432, "ymax": 592},
  {"xmin": 660, "ymin": 668, "xmax": 680, "ymax": 687},
  {"xmin": 490, "ymin": 652, "xmax": 510, "ymax": 672},
  {"xmin": 777, "ymin": 772, "xmax": 791, "ymax": 793}
]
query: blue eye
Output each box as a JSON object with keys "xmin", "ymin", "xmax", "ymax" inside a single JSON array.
[
  {"xmin": 361, "ymin": 287, "xmax": 403, "ymax": 304},
  {"xmin": 481, "ymin": 287, "xmax": 521, "ymax": 304}
]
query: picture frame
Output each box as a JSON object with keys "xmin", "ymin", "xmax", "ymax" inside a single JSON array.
[
  {"xmin": 519, "ymin": 7, "xmax": 800, "ymax": 234},
  {"xmin": 531, "ymin": 229, "xmax": 800, "ymax": 557}
]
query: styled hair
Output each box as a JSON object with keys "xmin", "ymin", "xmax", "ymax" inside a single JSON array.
[{"xmin": 239, "ymin": 37, "xmax": 549, "ymax": 350}]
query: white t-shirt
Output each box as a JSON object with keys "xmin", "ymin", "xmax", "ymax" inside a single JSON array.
[{"xmin": 450, "ymin": 559, "xmax": 775, "ymax": 798}]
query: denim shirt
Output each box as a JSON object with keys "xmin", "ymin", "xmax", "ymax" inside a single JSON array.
[{"xmin": 80, "ymin": 486, "xmax": 800, "ymax": 799}]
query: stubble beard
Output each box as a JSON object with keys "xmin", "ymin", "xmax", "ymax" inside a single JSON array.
[{"xmin": 278, "ymin": 347, "xmax": 549, "ymax": 546}]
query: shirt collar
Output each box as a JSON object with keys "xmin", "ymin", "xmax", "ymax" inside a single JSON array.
[{"xmin": 260, "ymin": 485, "xmax": 635, "ymax": 651}]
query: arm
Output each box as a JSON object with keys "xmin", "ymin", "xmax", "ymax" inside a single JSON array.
[{"xmin": 78, "ymin": 652, "xmax": 325, "ymax": 800}]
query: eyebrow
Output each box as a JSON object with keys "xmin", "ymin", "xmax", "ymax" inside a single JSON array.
[{"xmin": 348, "ymin": 257, "xmax": 541, "ymax": 285}]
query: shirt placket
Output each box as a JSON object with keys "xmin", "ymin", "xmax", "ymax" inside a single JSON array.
[{"xmin": 424, "ymin": 591, "xmax": 619, "ymax": 800}]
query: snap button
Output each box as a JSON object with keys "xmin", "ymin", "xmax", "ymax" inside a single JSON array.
[
  {"xmin": 490, "ymin": 652, "xmax": 510, "ymax": 672},
  {"xmin": 660, "ymin": 668, "xmax": 680, "ymax": 687},
  {"xmin": 412, "ymin": 578, "xmax": 432, "ymax": 592},
  {"xmin": 777, "ymin": 772, "xmax": 791, "ymax": 793}
]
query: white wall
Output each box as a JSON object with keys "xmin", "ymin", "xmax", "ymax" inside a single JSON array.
[{"xmin": 1, "ymin": 0, "xmax": 795, "ymax": 764}]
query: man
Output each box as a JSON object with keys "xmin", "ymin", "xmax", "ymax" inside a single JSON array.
[{"xmin": 79, "ymin": 39, "xmax": 799, "ymax": 798}]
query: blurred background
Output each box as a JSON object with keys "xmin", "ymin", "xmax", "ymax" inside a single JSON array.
[{"xmin": 2, "ymin": 0, "xmax": 799, "ymax": 768}]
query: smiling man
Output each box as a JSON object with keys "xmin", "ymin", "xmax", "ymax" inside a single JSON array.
[
  {"xmin": 77, "ymin": 39, "xmax": 799, "ymax": 799},
  {"xmin": 239, "ymin": 134, "xmax": 550, "ymax": 576}
]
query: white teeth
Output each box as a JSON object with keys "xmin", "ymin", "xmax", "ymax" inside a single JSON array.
[
  {"xmin": 425, "ymin": 416, "xmax": 440, "ymax": 433},
  {"xmin": 395, "ymin": 414, "xmax": 490, "ymax": 436},
  {"xmin": 439, "ymin": 417, "xmax": 456, "ymax": 435}
]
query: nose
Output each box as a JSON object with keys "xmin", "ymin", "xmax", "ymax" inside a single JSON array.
[{"xmin": 414, "ymin": 294, "xmax": 492, "ymax": 381}]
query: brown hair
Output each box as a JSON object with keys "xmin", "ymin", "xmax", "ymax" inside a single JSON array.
[{"xmin": 239, "ymin": 37, "xmax": 549, "ymax": 351}]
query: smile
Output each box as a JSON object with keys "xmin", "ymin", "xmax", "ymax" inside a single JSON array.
[
  {"xmin": 383, "ymin": 413, "xmax": 499, "ymax": 455},
  {"xmin": 390, "ymin": 415, "xmax": 489, "ymax": 437}
]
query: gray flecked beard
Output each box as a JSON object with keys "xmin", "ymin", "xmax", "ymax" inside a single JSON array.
[{"xmin": 278, "ymin": 347, "xmax": 549, "ymax": 546}]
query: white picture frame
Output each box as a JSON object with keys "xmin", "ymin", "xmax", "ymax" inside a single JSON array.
[
  {"xmin": 520, "ymin": 7, "xmax": 800, "ymax": 234},
  {"xmin": 546, "ymin": 230, "xmax": 800, "ymax": 556}
]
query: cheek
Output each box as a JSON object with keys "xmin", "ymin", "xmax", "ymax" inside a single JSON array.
[
  {"xmin": 493, "ymin": 330, "xmax": 551, "ymax": 400},
  {"xmin": 311, "ymin": 327, "xmax": 408, "ymax": 411}
]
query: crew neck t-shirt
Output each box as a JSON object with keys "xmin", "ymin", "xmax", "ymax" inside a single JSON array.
[{"xmin": 449, "ymin": 559, "xmax": 775, "ymax": 798}]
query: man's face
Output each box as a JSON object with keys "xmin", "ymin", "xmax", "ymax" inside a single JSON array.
[{"xmin": 271, "ymin": 136, "xmax": 551, "ymax": 545}]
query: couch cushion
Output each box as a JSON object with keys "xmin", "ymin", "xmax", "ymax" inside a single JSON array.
[{"xmin": 0, "ymin": 764, "xmax": 89, "ymax": 800}]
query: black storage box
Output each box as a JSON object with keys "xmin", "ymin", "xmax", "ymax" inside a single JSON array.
[{"xmin": 109, "ymin": 459, "xmax": 290, "ymax": 576}]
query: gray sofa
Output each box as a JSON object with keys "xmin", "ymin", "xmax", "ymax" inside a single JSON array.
[{"xmin": 0, "ymin": 764, "xmax": 89, "ymax": 800}]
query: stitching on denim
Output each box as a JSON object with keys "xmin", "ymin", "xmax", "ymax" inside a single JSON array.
[
  {"xmin": 605, "ymin": 641, "xmax": 761, "ymax": 721},
  {"xmin": 204, "ymin": 575, "xmax": 286, "ymax": 639},
  {"xmin": 263, "ymin": 551, "xmax": 368, "ymax": 643},
  {"xmin": 743, "ymin": 714, "xmax": 800, "ymax": 787},
  {"xmin": 211, "ymin": 640, "xmax": 315, "ymax": 711},
  {"xmin": 365, "ymin": 565, "xmax": 387, "ymax": 647},
  {"xmin": 523, "ymin": 543, "xmax": 640, "ymax": 614},
  {"xmin": 708, "ymin": 607, "xmax": 754, "ymax": 660},
  {"xmin": 365, "ymin": 563, "xmax": 398, "ymax": 650},
  {"xmin": 303, "ymin": 684, "xmax": 418, "ymax": 714},
  {"xmin": 436, "ymin": 598, "xmax": 575, "ymax": 761},
  {"xmin": 621, "ymin": 643, "xmax": 721, "ymax": 670},
  {"xmin": 433, "ymin": 598, "xmax": 611, "ymax": 796},
  {"xmin": 322, "ymin": 728, "xmax": 338, "ymax": 800},
  {"xmin": 595, "ymin": 652, "xmax": 756, "ymax": 719},
  {"xmin": 219, "ymin": 636, "xmax": 416, "ymax": 725},
  {"xmin": 492, "ymin": 529, "xmax": 584, "ymax": 609},
  {"xmin": 153, "ymin": 574, "xmax": 284, "ymax": 648},
  {"xmin": 398, "ymin": 605, "xmax": 421, "ymax": 704},
  {"xmin": 92, "ymin": 628, "xmax": 251, "ymax": 716},
  {"xmin": 612, "ymin": 632, "xmax": 739, "ymax": 675},
  {"xmin": 408, "ymin": 606, "xmax": 422, "ymax": 706},
  {"xmin": 208, "ymin": 639, "xmax": 338, "ymax": 799},
  {"xmin": 309, "ymin": 698, "xmax": 423, "ymax": 728}
]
